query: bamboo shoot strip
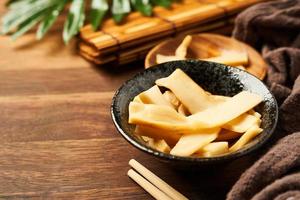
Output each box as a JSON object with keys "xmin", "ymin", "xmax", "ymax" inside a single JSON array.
[
  {"xmin": 223, "ymin": 113, "xmax": 260, "ymax": 133},
  {"xmin": 229, "ymin": 124, "xmax": 263, "ymax": 152},
  {"xmin": 188, "ymin": 91, "xmax": 262, "ymax": 128},
  {"xmin": 163, "ymin": 91, "xmax": 181, "ymax": 109},
  {"xmin": 156, "ymin": 68, "xmax": 212, "ymax": 113},
  {"xmin": 127, "ymin": 169, "xmax": 173, "ymax": 200},
  {"xmin": 128, "ymin": 102, "xmax": 192, "ymax": 132},
  {"xmin": 141, "ymin": 136, "xmax": 171, "ymax": 153},
  {"xmin": 196, "ymin": 142, "xmax": 229, "ymax": 157},
  {"xmin": 201, "ymin": 51, "xmax": 248, "ymax": 66},
  {"xmin": 129, "ymin": 159, "xmax": 189, "ymax": 200},
  {"xmin": 135, "ymin": 125, "xmax": 181, "ymax": 146},
  {"xmin": 138, "ymin": 85, "xmax": 174, "ymax": 108},
  {"xmin": 129, "ymin": 91, "xmax": 262, "ymax": 131},
  {"xmin": 159, "ymin": 72, "xmax": 259, "ymax": 132},
  {"xmin": 170, "ymin": 129, "xmax": 219, "ymax": 156},
  {"xmin": 175, "ymin": 35, "xmax": 192, "ymax": 58},
  {"xmin": 156, "ymin": 54, "xmax": 183, "ymax": 64}
]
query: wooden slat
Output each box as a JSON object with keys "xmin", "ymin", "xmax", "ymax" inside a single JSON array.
[
  {"xmin": 0, "ymin": 137, "xmax": 256, "ymax": 199},
  {"xmin": 0, "ymin": 92, "xmax": 118, "ymax": 143},
  {"xmin": 0, "ymin": 138, "xmax": 149, "ymax": 199},
  {"xmin": 0, "ymin": 66, "xmax": 141, "ymax": 96},
  {"xmin": 0, "ymin": 33, "xmax": 87, "ymax": 71}
]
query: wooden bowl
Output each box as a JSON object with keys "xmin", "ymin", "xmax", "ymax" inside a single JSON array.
[{"xmin": 145, "ymin": 33, "xmax": 267, "ymax": 80}]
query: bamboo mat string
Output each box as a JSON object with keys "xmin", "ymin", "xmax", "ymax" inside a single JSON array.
[
  {"xmin": 154, "ymin": 14, "xmax": 178, "ymax": 37},
  {"xmin": 215, "ymin": 5, "xmax": 229, "ymax": 20},
  {"xmin": 198, "ymin": 1, "xmax": 230, "ymax": 24},
  {"xmin": 192, "ymin": 1, "xmax": 231, "ymax": 26},
  {"xmin": 214, "ymin": 3, "xmax": 231, "ymax": 26},
  {"xmin": 102, "ymin": 30, "xmax": 122, "ymax": 51},
  {"xmin": 102, "ymin": 30, "xmax": 122, "ymax": 62}
]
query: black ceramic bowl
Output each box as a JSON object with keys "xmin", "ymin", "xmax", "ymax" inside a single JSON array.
[{"xmin": 111, "ymin": 60, "xmax": 278, "ymax": 167}]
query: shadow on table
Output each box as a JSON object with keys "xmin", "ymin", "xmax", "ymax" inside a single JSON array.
[{"xmin": 136, "ymin": 153, "xmax": 259, "ymax": 200}]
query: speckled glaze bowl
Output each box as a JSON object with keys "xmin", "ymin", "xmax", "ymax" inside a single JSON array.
[{"xmin": 111, "ymin": 60, "xmax": 278, "ymax": 168}]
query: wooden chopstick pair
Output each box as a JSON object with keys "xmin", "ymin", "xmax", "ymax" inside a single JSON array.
[{"xmin": 128, "ymin": 159, "xmax": 189, "ymax": 200}]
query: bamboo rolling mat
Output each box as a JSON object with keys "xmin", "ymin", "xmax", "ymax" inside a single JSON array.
[{"xmin": 79, "ymin": 0, "xmax": 268, "ymax": 67}]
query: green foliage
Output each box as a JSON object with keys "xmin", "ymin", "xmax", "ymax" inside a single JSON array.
[
  {"xmin": 1, "ymin": 0, "xmax": 174, "ymax": 43},
  {"xmin": 131, "ymin": 0, "xmax": 152, "ymax": 16},
  {"xmin": 63, "ymin": 0, "xmax": 85, "ymax": 43},
  {"xmin": 37, "ymin": 0, "xmax": 68, "ymax": 40},
  {"xmin": 90, "ymin": 0, "xmax": 109, "ymax": 31}
]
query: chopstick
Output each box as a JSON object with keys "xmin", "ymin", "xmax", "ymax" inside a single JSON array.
[
  {"xmin": 128, "ymin": 169, "xmax": 173, "ymax": 200},
  {"xmin": 128, "ymin": 159, "xmax": 189, "ymax": 200}
]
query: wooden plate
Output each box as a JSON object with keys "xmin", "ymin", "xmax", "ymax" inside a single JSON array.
[{"xmin": 145, "ymin": 33, "xmax": 267, "ymax": 80}]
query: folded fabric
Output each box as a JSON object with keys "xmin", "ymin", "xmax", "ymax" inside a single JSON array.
[
  {"xmin": 233, "ymin": 0, "xmax": 300, "ymax": 137},
  {"xmin": 280, "ymin": 76, "xmax": 300, "ymax": 133},
  {"xmin": 234, "ymin": 0, "xmax": 300, "ymax": 110},
  {"xmin": 252, "ymin": 173, "xmax": 300, "ymax": 200},
  {"xmin": 227, "ymin": 132, "xmax": 300, "ymax": 200},
  {"xmin": 264, "ymin": 48, "xmax": 300, "ymax": 104},
  {"xmin": 228, "ymin": 0, "xmax": 300, "ymax": 199},
  {"xmin": 272, "ymin": 191, "xmax": 300, "ymax": 200},
  {"xmin": 233, "ymin": 0, "xmax": 300, "ymax": 50}
]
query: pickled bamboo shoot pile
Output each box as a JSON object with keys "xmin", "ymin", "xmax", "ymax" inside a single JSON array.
[
  {"xmin": 156, "ymin": 35, "xmax": 249, "ymax": 69},
  {"xmin": 129, "ymin": 69, "xmax": 263, "ymax": 157}
]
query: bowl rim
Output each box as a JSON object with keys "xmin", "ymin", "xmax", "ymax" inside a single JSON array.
[{"xmin": 111, "ymin": 60, "xmax": 278, "ymax": 164}]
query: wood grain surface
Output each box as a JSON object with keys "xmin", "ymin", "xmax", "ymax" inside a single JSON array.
[{"xmin": 0, "ymin": 3, "xmax": 263, "ymax": 200}]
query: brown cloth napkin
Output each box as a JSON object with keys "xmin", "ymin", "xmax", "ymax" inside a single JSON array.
[
  {"xmin": 227, "ymin": 0, "xmax": 300, "ymax": 199},
  {"xmin": 233, "ymin": 0, "xmax": 300, "ymax": 134},
  {"xmin": 227, "ymin": 133, "xmax": 300, "ymax": 200}
]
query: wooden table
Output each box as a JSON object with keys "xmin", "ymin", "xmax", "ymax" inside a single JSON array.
[{"xmin": 0, "ymin": 3, "xmax": 259, "ymax": 199}]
